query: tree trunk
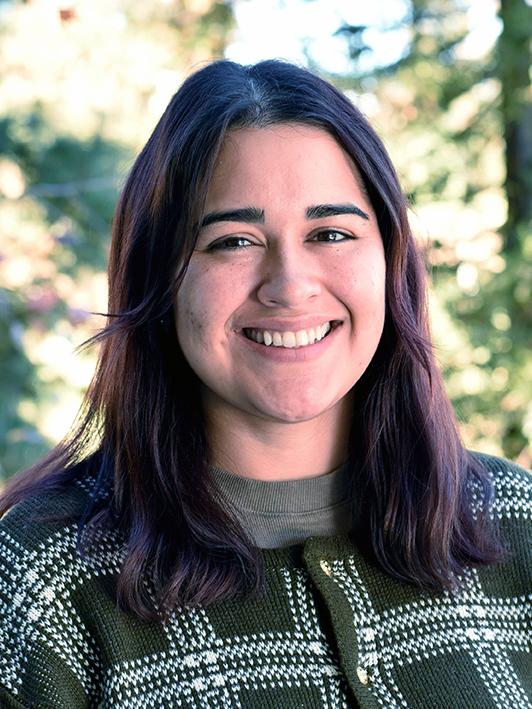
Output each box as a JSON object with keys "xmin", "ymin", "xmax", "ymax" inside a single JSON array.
[{"xmin": 498, "ymin": 0, "xmax": 532, "ymax": 252}]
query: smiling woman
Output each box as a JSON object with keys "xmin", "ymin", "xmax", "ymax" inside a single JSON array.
[
  {"xmin": 0, "ymin": 60, "xmax": 530, "ymax": 708},
  {"xmin": 177, "ymin": 125, "xmax": 385, "ymax": 474}
]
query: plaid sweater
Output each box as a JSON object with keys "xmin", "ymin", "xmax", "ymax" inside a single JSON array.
[{"xmin": 0, "ymin": 453, "xmax": 530, "ymax": 708}]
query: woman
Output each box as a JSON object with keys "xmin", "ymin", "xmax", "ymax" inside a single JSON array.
[{"xmin": 0, "ymin": 60, "xmax": 530, "ymax": 708}]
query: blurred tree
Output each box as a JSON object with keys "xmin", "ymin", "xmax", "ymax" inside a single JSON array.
[
  {"xmin": 0, "ymin": 0, "xmax": 234, "ymax": 482},
  {"xmin": 335, "ymin": 0, "xmax": 531, "ymax": 464},
  {"xmin": 497, "ymin": 0, "xmax": 532, "ymax": 250}
]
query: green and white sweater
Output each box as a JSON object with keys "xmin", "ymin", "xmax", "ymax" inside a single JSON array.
[{"xmin": 0, "ymin": 453, "xmax": 530, "ymax": 708}]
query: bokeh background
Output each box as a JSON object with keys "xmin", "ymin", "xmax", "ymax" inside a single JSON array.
[{"xmin": 0, "ymin": 0, "xmax": 531, "ymax": 483}]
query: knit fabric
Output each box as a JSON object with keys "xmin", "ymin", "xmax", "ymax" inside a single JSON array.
[
  {"xmin": 0, "ymin": 453, "xmax": 530, "ymax": 708},
  {"xmin": 209, "ymin": 461, "xmax": 353, "ymax": 548}
]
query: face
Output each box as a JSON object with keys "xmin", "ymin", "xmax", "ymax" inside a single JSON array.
[{"xmin": 176, "ymin": 124, "xmax": 386, "ymax": 429}]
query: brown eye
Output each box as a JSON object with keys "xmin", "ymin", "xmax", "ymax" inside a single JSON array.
[
  {"xmin": 208, "ymin": 236, "xmax": 255, "ymax": 251},
  {"xmin": 312, "ymin": 230, "xmax": 356, "ymax": 243}
]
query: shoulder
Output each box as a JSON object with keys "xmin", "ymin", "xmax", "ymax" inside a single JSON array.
[
  {"xmin": 469, "ymin": 448, "xmax": 531, "ymax": 480},
  {"xmin": 0, "ymin": 477, "xmax": 120, "ymax": 704},
  {"xmin": 468, "ymin": 450, "xmax": 531, "ymax": 519},
  {"xmin": 467, "ymin": 451, "xmax": 531, "ymax": 595},
  {"xmin": 1, "ymin": 474, "xmax": 87, "ymax": 538},
  {"xmin": 0, "ymin": 471, "xmax": 122, "ymax": 600},
  {"xmin": 0, "ymin": 479, "xmax": 89, "ymax": 592}
]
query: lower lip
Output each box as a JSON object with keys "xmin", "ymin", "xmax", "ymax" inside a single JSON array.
[{"xmin": 237, "ymin": 323, "xmax": 342, "ymax": 362}]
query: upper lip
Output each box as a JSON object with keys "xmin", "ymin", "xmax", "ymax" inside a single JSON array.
[{"xmin": 238, "ymin": 317, "xmax": 343, "ymax": 332}]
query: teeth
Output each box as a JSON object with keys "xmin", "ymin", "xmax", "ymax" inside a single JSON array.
[
  {"xmin": 295, "ymin": 330, "xmax": 309, "ymax": 347},
  {"xmin": 282, "ymin": 332, "xmax": 296, "ymax": 348},
  {"xmin": 245, "ymin": 322, "xmax": 333, "ymax": 348}
]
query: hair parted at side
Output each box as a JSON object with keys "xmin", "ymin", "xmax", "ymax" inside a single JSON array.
[{"xmin": 0, "ymin": 59, "xmax": 503, "ymax": 620}]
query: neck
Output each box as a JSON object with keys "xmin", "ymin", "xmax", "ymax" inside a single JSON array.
[{"xmin": 204, "ymin": 395, "xmax": 352, "ymax": 481}]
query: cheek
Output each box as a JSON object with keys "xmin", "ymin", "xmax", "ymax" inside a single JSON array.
[
  {"xmin": 366, "ymin": 278, "xmax": 386, "ymax": 332},
  {"xmin": 341, "ymin": 255, "xmax": 386, "ymax": 314},
  {"xmin": 369, "ymin": 268, "xmax": 386, "ymax": 311},
  {"xmin": 175, "ymin": 264, "xmax": 242, "ymax": 349},
  {"xmin": 184, "ymin": 305, "xmax": 206, "ymax": 336},
  {"xmin": 175, "ymin": 272, "xmax": 210, "ymax": 351},
  {"xmin": 179, "ymin": 259, "xmax": 253, "ymax": 312}
]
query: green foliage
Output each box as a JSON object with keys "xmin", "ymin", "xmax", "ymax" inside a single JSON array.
[
  {"xmin": 334, "ymin": 0, "xmax": 531, "ymax": 463},
  {"xmin": 0, "ymin": 0, "xmax": 529, "ymax": 481},
  {"xmin": 0, "ymin": 108, "xmax": 128, "ymax": 479},
  {"xmin": 0, "ymin": 0, "xmax": 235, "ymax": 482},
  {"xmin": 1, "ymin": 111, "xmax": 124, "ymax": 268},
  {"xmin": 433, "ymin": 242, "xmax": 532, "ymax": 461},
  {"xmin": 0, "ymin": 288, "xmax": 49, "ymax": 478}
]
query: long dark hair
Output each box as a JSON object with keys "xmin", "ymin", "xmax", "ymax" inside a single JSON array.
[{"xmin": 0, "ymin": 59, "xmax": 502, "ymax": 620}]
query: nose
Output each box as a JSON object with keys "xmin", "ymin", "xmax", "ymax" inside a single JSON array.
[{"xmin": 256, "ymin": 243, "xmax": 322, "ymax": 307}]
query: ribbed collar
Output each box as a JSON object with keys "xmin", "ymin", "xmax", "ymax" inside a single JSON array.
[
  {"xmin": 209, "ymin": 462, "xmax": 353, "ymax": 549},
  {"xmin": 209, "ymin": 462, "xmax": 351, "ymax": 514}
]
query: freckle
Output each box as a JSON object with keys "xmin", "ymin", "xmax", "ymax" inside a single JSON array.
[{"xmin": 188, "ymin": 310, "xmax": 204, "ymax": 332}]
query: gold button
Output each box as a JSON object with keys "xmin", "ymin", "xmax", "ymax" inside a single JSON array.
[
  {"xmin": 319, "ymin": 559, "xmax": 332, "ymax": 576},
  {"xmin": 356, "ymin": 666, "xmax": 370, "ymax": 685}
]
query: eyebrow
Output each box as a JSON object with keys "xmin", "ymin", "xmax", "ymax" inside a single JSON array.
[
  {"xmin": 306, "ymin": 203, "xmax": 369, "ymax": 220},
  {"xmin": 201, "ymin": 207, "xmax": 265, "ymax": 227},
  {"xmin": 199, "ymin": 202, "xmax": 370, "ymax": 228}
]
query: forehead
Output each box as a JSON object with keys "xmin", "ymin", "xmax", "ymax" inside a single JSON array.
[{"xmin": 206, "ymin": 124, "xmax": 368, "ymax": 208}]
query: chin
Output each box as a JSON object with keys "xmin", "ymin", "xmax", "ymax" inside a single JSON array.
[{"xmin": 256, "ymin": 398, "xmax": 337, "ymax": 425}]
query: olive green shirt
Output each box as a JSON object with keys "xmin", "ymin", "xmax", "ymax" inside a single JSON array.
[{"xmin": 210, "ymin": 462, "xmax": 353, "ymax": 548}]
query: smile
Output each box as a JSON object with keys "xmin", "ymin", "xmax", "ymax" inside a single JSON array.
[{"xmin": 242, "ymin": 321, "xmax": 339, "ymax": 349}]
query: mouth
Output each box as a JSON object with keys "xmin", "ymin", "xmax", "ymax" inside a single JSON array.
[{"xmin": 242, "ymin": 320, "xmax": 342, "ymax": 349}]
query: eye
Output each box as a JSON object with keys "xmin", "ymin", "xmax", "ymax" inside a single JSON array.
[
  {"xmin": 310, "ymin": 229, "xmax": 357, "ymax": 243},
  {"xmin": 207, "ymin": 235, "xmax": 256, "ymax": 251}
]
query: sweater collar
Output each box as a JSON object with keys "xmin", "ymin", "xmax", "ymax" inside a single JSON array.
[{"xmin": 209, "ymin": 461, "xmax": 352, "ymax": 514}]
